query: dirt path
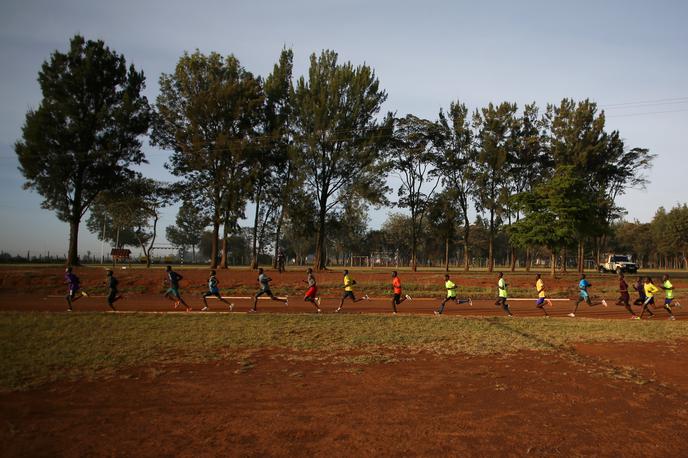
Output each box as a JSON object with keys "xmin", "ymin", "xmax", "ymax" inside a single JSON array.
[
  {"xmin": 1, "ymin": 292, "xmax": 683, "ymax": 320},
  {"xmin": 2, "ymin": 344, "xmax": 688, "ymax": 457}
]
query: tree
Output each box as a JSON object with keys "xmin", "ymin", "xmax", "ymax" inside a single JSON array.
[
  {"xmin": 292, "ymin": 50, "xmax": 392, "ymax": 270},
  {"xmin": 166, "ymin": 201, "xmax": 210, "ymax": 263},
  {"xmin": 15, "ymin": 35, "xmax": 150, "ymax": 265},
  {"xmin": 427, "ymin": 189, "xmax": 463, "ymax": 271},
  {"xmin": 433, "ymin": 101, "xmax": 477, "ymax": 271},
  {"xmin": 472, "ymin": 102, "xmax": 518, "ymax": 272},
  {"xmin": 545, "ymin": 99, "xmax": 654, "ymax": 269},
  {"xmin": 510, "ymin": 166, "xmax": 597, "ymax": 278},
  {"xmin": 152, "ymin": 51, "xmax": 263, "ymax": 268},
  {"xmin": 379, "ymin": 213, "xmax": 414, "ymax": 266},
  {"xmin": 505, "ymin": 103, "xmax": 552, "ymax": 271},
  {"xmin": 89, "ymin": 178, "xmax": 170, "ymax": 267},
  {"xmin": 250, "ymin": 48, "xmax": 294, "ymax": 269},
  {"xmin": 389, "ymin": 114, "xmax": 441, "ymax": 271}
]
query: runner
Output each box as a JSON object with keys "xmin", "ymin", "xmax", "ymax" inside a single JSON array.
[
  {"xmin": 64, "ymin": 266, "xmax": 88, "ymax": 311},
  {"xmin": 391, "ymin": 271, "xmax": 412, "ymax": 314},
  {"xmin": 434, "ymin": 274, "xmax": 471, "ymax": 316},
  {"xmin": 535, "ymin": 273, "xmax": 553, "ymax": 317},
  {"xmin": 568, "ymin": 273, "xmax": 607, "ymax": 317},
  {"xmin": 304, "ymin": 268, "xmax": 322, "ymax": 313},
  {"xmin": 639, "ymin": 277, "xmax": 660, "ymax": 319},
  {"xmin": 201, "ymin": 270, "xmax": 234, "ymax": 312},
  {"xmin": 633, "ymin": 276, "xmax": 647, "ymax": 306},
  {"xmin": 105, "ymin": 269, "xmax": 122, "ymax": 311},
  {"xmin": 616, "ymin": 272, "xmax": 639, "ymax": 319},
  {"xmin": 250, "ymin": 267, "xmax": 288, "ymax": 312},
  {"xmin": 163, "ymin": 265, "xmax": 191, "ymax": 312},
  {"xmin": 660, "ymin": 274, "xmax": 677, "ymax": 320},
  {"xmin": 494, "ymin": 272, "xmax": 513, "ymax": 317},
  {"xmin": 276, "ymin": 248, "xmax": 286, "ymax": 273},
  {"xmin": 335, "ymin": 269, "xmax": 369, "ymax": 313}
]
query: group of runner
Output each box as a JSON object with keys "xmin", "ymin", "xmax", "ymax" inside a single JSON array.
[{"xmin": 62, "ymin": 266, "xmax": 681, "ymax": 319}]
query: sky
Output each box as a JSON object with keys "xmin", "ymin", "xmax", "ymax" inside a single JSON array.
[{"xmin": 0, "ymin": 0, "xmax": 686, "ymax": 257}]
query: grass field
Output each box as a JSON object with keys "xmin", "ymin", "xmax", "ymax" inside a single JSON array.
[{"xmin": 3, "ymin": 311, "xmax": 688, "ymax": 392}]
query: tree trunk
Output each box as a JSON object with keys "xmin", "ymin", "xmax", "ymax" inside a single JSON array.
[
  {"xmin": 67, "ymin": 214, "xmax": 80, "ymax": 266},
  {"xmin": 250, "ymin": 186, "xmax": 262, "ymax": 269},
  {"xmin": 550, "ymin": 250, "xmax": 556, "ymax": 278},
  {"xmin": 220, "ymin": 215, "xmax": 229, "ymax": 269},
  {"xmin": 525, "ymin": 246, "xmax": 531, "ymax": 272},
  {"xmin": 577, "ymin": 239, "xmax": 584, "ymax": 273},
  {"xmin": 562, "ymin": 247, "xmax": 568, "ymax": 273},
  {"xmin": 314, "ymin": 197, "xmax": 328, "ymax": 271},
  {"xmin": 444, "ymin": 237, "xmax": 450, "ymax": 272},
  {"xmin": 411, "ymin": 223, "xmax": 418, "ymax": 272},
  {"xmin": 210, "ymin": 216, "xmax": 220, "ymax": 269},
  {"xmin": 510, "ymin": 246, "xmax": 516, "ymax": 272},
  {"xmin": 463, "ymin": 218, "xmax": 470, "ymax": 272},
  {"xmin": 488, "ymin": 209, "xmax": 495, "ymax": 272}
]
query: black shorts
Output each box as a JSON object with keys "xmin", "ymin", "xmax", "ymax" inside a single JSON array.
[
  {"xmin": 618, "ymin": 292, "xmax": 630, "ymax": 304},
  {"xmin": 342, "ymin": 291, "xmax": 356, "ymax": 301},
  {"xmin": 203, "ymin": 290, "xmax": 221, "ymax": 298},
  {"xmin": 256, "ymin": 289, "xmax": 273, "ymax": 298},
  {"xmin": 496, "ymin": 297, "xmax": 507, "ymax": 306},
  {"xmin": 393, "ymin": 293, "xmax": 401, "ymax": 304}
]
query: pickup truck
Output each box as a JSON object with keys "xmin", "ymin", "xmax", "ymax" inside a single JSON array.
[{"xmin": 598, "ymin": 254, "xmax": 638, "ymax": 274}]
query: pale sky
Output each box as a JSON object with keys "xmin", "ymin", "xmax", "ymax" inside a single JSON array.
[{"xmin": 0, "ymin": 0, "xmax": 686, "ymax": 257}]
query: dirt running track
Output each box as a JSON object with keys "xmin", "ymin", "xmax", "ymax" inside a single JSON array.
[
  {"xmin": 2, "ymin": 344, "xmax": 688, "ymax": 457},
  {"xmin": 1, "ymin": 266, "xmax": 684, "ymax": 319},
  {"xmin": 0, "ymin": 293, "xmax": 684, "ymax": 319}
]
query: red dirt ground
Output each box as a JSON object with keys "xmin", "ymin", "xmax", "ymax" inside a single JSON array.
[{"xmin": 2, "ymin": 344, "xmax": 688, "ymax": 457}]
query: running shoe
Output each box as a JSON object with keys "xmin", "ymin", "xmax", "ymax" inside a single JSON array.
[
  {"xmin": 81, "ymin": 291, "xmax": 88, "ymax": 297},
  {"xmin": 285, "ymin": 296, "xmax": 289, "ymax": 306},
  {"xmin": 364, "ymin": 294, "xmax": 370, "ymax": 300},
  {"xmin": 317, "ymin": 309, "xmax": 322, "ymax": 313},
  {"xmin": 630, "ymin": 316, "xmax": 640, "ymax": 320},
  {"xmin": 201, "ymin": 306, "xmax": 209, "ymax": 312},
  {"xmin": 248, "ymin": 309, "xmax": 257, "ymax": 313},
  {"xmin": 316, "ymin": 297, "xmax": 321, "ymax": 306},
  {"xmin": 469, "ymin": 298, "xmax": 473, "ymax": 307},
  {"xmin": 669, "ymin": 316, "xmax": 676, "ymax": 321},
  {"xmin": 392, "ymin": 312, "xmax": 397, "ymax": 315},
  {"xmin": 602, "ymin": 299, "xmax": 608, "ymax": 307},
  {"xmin": 675, "ymin": 301, "xmax": 682, "ymax": 307},
  {"xmin": 174, "ymin": 301, "xmax": 180, "ymax": 309},
  {"xmin": 567, "ymin": 312, "xmax": 576, "ymax": 317},
  {"xmin": 433, "ymin": 311, "xmax": 440, "ymax": 316},
  {"xmin": 405, "ymin": 294, "xmax": 412, "ymax": 301},
  {"xmin": 67, "ymin": 308, "xmax": 72, "ymax": 312},
  {"xmin": 335, "ymin": 307, "xmax": 341, "ymax": 313},
  {"xmin": 229, "ymin": 303, "xmax": 235, "ymax": 311}
]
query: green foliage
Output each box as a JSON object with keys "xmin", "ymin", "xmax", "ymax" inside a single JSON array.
[
  {"xmin": 87, "ymin": 178, "xmax": 171, "ymax": 266},
  {"xmin": 15, "ymin": 35, "xmax": 151, "ymax": 265},
  {"xmin": 292, "ymin": 50, "xmax": 392, "ymax": 269},
  {"xmin": 151, "ymin": 50, "xmax": 264, "ymax": 267},
  {"xmin": 165, "ymin": 201, "xmax": 210, "ymax": 251},
  {"xmin": 472, "ymin": 102, "xmax": 519, "ymax": 269},
  {"xmin": 389, "ymin": 114, "xmax": 441, "ymax": 270}
]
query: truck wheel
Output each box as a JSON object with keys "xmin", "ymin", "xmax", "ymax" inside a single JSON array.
[
  {"xmin": 616, "ymin": 267, "xmax": 622, "ymax": 274},
  {"xmin": 599, "ymin": 266, "xmax": 605, "ymax": 273}
]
